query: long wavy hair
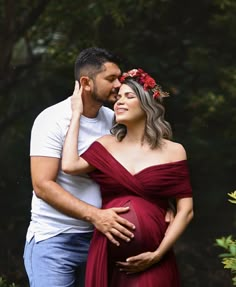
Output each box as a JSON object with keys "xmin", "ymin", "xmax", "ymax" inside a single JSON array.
[{"xmin": 111, "ymin": 79, "xmax": 172, "ymax": 149}]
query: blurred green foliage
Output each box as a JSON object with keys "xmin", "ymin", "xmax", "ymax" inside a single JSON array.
[
  {"xmin": 0, "ymin": 277, "xmax": 17, "ymax": 287},
  {"xmin": 216, "ymin": 191, "xmax": 236, "ymax": 285}
]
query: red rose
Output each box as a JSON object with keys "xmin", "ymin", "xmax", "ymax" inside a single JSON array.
[
  {"xmin": 153, "ymin": 90, "xmax": 160, "ymax": 99},
  {"xmin": 144, "ymin": 76, "xmax": 156, "ymax": 89},
  {"xmin": 119, "ymin": 76, "xmax": 126, "ymax": 82}
]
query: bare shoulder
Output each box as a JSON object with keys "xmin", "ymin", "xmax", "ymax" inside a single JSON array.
[
  {"xmin": 163, "ymin": 139, "xmax": 187, "ymax": 161},
  {"xmin": 96, "ymin": 134, "xmax": 116, "ymax": 147}
]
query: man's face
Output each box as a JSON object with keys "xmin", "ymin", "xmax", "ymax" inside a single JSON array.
[{"xmin": 91, "ymin": 62, "xmax": 121, "ymax": 104}]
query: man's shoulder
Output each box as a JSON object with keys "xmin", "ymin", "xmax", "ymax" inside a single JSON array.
[
  {"xmin": 34, "ymin": 98, "xmax": 70, "ymax": 124},
  {"xmin": 30, "ymin": 98, "xmax": 71, "ymax": 156}
]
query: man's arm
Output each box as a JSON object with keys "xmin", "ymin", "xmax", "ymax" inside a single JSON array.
[{"xmin": 31, "ymin": 156, "xmax": 135, "ymax": 246}]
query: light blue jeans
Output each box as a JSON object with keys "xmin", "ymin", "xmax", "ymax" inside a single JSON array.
[{"xmin": 23, "ymin": 232, "xmax": 93, "ymax": 287}]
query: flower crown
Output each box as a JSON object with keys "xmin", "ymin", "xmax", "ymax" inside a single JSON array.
[{"xmin": 119, "ymin": 68, "xmax": 169, "ymax": 99}]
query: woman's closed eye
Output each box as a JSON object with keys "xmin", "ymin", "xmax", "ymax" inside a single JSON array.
[
  {"xmin": 116, "ymin": 92, "xmax": 137, "ymax": 101},
  {"xmin": 126, "ymin": 92, "xmax": 136, "ymax": 99}
]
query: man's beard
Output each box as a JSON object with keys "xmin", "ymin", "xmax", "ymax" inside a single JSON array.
[{"xmin": 91, "ymin": 86, "xmax": 118, "ymax": 108}]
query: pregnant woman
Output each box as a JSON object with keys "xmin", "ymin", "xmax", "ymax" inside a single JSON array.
[{"xmin": 62, "ymin": 68, "xmax": 194, "ymax": 287}]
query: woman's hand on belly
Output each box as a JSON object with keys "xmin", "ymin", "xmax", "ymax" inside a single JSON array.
[{"xmin": 116, "ymin": 251, "xmax": 159, "ymax": 274}]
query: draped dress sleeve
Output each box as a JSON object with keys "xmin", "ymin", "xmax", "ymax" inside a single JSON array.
[{"xmin": 81, "ymin": 141, "xmax": 192, "ymax": 287}]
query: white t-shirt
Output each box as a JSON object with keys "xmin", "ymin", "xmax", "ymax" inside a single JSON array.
[{"xmin": 26, "ymin": 97, "xmax": 114, "ymax": 242}]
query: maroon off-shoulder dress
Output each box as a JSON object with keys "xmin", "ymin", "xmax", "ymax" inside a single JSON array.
[{"xmin": 81, "ymin": 141, "xmax": 192, "ymax": 287}]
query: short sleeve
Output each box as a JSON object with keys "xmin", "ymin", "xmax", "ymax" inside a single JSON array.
[{"xmin": 30, "ymin": 111, "xmax": 63, "ymax": 158}]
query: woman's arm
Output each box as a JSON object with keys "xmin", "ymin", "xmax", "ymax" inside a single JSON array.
[
  {"xmin": 153, "ymin": 197, "xmax": 193, "ymax": 260},
  {"xmin": 62, "ymin": 82, "xmax": 94, "ymax": 175}
]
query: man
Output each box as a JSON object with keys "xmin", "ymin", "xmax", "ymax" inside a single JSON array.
[{"xmin": 23, "ymin": 47, "xmax": 135, "ymax": 287}]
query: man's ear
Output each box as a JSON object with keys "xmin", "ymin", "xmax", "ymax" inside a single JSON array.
[{"xmin": 80, "ymin": 76, "xmax": 92, "ymax": 92}]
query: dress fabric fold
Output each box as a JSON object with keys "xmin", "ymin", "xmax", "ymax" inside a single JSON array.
[{"xmin": 81, "ymin": 141, "xmax": 192, "ymax": 287}]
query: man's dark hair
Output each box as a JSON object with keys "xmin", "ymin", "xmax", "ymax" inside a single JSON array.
[{"xmin": 74, "ymin": 47, "xmax": 120, "ymax": 80}]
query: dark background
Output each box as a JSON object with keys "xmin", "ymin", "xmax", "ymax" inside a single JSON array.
[{"xmin": 0, "ymin": 0, "xmax": 235, "ymax": 286}]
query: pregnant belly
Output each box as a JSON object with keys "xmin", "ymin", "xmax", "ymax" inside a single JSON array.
[{"xmin": 107, "ymin": 197, "xmax": 167, "ymax": 262}]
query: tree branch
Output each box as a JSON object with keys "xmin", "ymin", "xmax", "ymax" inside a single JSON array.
[
  {"xmin": 0, "ymin": 0, "xmax": 51, "ymax": 90},
  {"xmin": 14, "ymin": 0, "xmax": 51, "ymax": 42}
]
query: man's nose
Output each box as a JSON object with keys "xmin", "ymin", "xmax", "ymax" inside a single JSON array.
[{"xmin": 114, "ymin": 78, "xmax": 121, "ymax": 88}]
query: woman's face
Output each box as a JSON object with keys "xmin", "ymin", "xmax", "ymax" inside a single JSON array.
[{"xmin": 114, "ymin": 84, "xmax": 146, "ymax": 125}]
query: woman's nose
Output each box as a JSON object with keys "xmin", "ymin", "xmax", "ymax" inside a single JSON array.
[{"xmin": 116, "ymin": 96, "xmax": 125, "ymax": 104}]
